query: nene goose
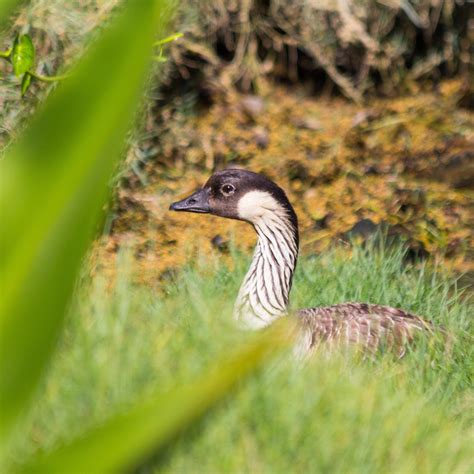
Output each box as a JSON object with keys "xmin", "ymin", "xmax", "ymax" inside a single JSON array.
[{"xmin": 170, "ymin": 169, "xmax": 433, "ymax": 356}]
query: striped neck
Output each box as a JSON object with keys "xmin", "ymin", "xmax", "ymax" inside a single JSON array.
[{"xmin": 233, "ymin": 210, "xmax": 299, "ymax": 328}]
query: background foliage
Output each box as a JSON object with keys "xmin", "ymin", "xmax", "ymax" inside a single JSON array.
[{"xmin": 171, "ymin": 0, "xmax": 471, "ymax": 101}]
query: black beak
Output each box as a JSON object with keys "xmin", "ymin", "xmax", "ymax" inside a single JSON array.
[{"xmin": 169, "ymin": 188, "xmax": 210, "ymax": 214}]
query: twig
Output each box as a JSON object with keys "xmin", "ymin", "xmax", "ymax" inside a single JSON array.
[{"xmin": 28, "ymin": 70, "xmax": 70, "ymax": 82}]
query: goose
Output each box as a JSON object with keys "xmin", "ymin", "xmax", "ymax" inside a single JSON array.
[{"xmin": 170, "ymin": 169, "xmax": 434, "ymax": 356}]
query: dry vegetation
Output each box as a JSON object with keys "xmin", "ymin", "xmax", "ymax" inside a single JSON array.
[{"xmin": 170, "ymin": 0, "xmax": 471, "ymax": 101}]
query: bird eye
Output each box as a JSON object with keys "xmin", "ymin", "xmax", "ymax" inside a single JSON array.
[{"xmin": 221, "ymin": 184, "xmax": 235, "ymax": 195}]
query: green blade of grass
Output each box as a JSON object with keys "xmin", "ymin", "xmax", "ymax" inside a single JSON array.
[
  {"xmin": 0, "ymin": 0, "xmax": 172, "ymax": 443},
  {"xmin": 15, "ymin": 320, "xmax": 292, "ymax": 473},
  {"xmin": 0, "ymin": 0, "xmax": 29, "ymax": 29}
]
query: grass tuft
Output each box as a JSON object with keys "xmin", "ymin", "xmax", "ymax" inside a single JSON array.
[{"xmin": 12, "ymin": 244, "xmax": 473, "ymax": 473}]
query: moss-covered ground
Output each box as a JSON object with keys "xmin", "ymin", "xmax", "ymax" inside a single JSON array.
[{"xmin": 97, "ymin": 80, "xmax": 473, "ymax": 289}]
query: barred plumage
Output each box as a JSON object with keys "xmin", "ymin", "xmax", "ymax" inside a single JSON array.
[
  {"xmin": 170, "ymin": 169, "xmax": 436, "ymax": 356},
  {"xmin": 234, "ymin": 210, "xmax": 298, "ymax": 328},
  {"xmin": 296, "ymin": 304, "xmax": 433, "ymax": 357}
]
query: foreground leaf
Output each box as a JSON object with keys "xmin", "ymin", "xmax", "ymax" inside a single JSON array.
[
  {"xmin": 16, "ymin": 320, "xmax": 292, "ymax": 473},
  {"xmin": 0, "ymin": 0, "xmax": 29, "ymax": 29},
  {"xmin": 20, "ymin": 71, "xmax": 31, "ymax": 95},
  {"xmin": 0, "ymin": 0, "xmax": 172, "ymax": 443},
  {"xmin": 11, "ymin": 34, "xmax": 34, "ymax": 76}
]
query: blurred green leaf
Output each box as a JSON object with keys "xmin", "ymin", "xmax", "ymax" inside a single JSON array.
[
  {"xmin": 0, "ymin": 0, "xmax": 172, "ymax": 444},
  {"xmin": 0, "ymin": 47, "xmax": 11, "ymax": 58},
  {"xmin": 11, "ymin": 34, "xmax": 35, "ymax": 76},
  {"xmin": 16, "ymin": 320, "xmax": 292, "ymax": 473},
  {"xmin": 0, "ymin": 0, "xmax": 29, "ymax": 29},
  {"xmin": 154, "ymin": 32, "xmax": 183, "ymax": 45},
  {"xmin": 20, "ymin": 71, "xmax": 31, "ymax": 96}
]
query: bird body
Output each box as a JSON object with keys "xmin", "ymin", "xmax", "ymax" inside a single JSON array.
[
  {"xmin": 297, "ymin": 304, "xmax": 431, "ymax": 357},
  {"xmin": 170, "ymin": 169, "xmax": 434, "ymax": 356}
]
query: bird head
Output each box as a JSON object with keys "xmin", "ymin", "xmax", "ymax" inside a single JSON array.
[{"xmin": 169, "ymin": 169, "xmax": 297, "ymax": 227}]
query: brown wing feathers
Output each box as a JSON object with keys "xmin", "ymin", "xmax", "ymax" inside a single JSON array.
[{"xmin": 297, "ymin": 303, "xmax": 433, "ymax": 356}]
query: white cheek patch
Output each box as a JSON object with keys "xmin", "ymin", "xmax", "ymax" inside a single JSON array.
[{"xmin": 237, "ymin": 190, "xmax": 285, "ymax": 223}]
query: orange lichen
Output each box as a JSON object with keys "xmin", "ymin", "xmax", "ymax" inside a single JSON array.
[{"xmin": 91, "ymin": 79, "xmax": 473, "ymax": 287}]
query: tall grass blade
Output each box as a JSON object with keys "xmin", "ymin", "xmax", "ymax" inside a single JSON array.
[
  {"xmin": 0, "ymin": 0, "xmax": 29, "ymax": 29},
  {"xmin": 0, "ymin": 0, "xmax": 172, "ymax": 443},
  {"xmin": 15, "ymin": 321, "xmax": 291, "ymax": 473}
]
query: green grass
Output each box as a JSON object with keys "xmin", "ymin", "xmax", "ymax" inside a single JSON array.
[{"xmin": 12, "ymin": 244, "xmax": 473, "ymax": 473}]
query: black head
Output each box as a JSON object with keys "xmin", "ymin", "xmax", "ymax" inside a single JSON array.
[{"xmin": 169, "ymin": 169, "xmax": 298, "ymax": 230}]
